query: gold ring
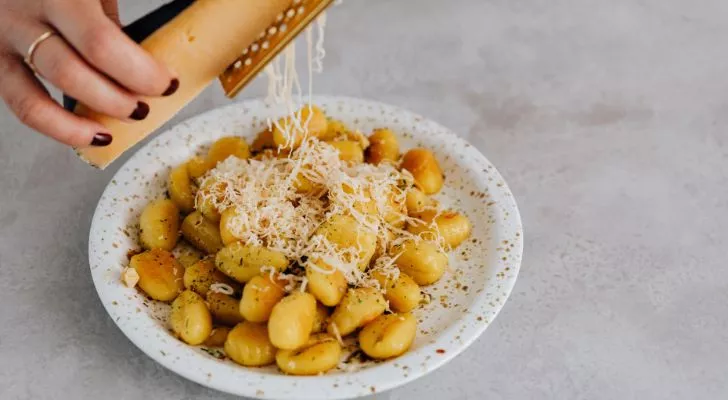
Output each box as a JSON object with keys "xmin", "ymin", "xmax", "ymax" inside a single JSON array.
[{"xmin": 24, "ymin": 30, "xmax": 56, "ymax": 75}]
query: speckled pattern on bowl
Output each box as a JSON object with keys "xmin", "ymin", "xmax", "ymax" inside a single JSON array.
[{"xmin": 88, "ymin": 96, "xmax": 523, "ymax": 400}]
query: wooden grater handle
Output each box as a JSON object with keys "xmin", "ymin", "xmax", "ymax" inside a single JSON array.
[{"xmin": 75, "ymin": 0, "xmax": 293, "ymax": 169}]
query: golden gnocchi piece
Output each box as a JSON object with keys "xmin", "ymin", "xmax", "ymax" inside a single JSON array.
[
  {"xmin": 327, "ymin": 140, "xmax": 364, "ymax": 164},
  {"xmin": 204, "ymin": 326, "xmax": 231, "ymax": 347},
  {"xmin": 215, "ymin": 242, "xmax": 288, "ymax": 283},
  {"xmin": 366, "ymin": 128, "xmax": 399, "ymax": 165},
  {"xmin": 219, "ymin": 207, "xmax": 241, "ymax": 245},
  {"xmin": 206, "ymin": 292, "xmax": 244, "ymax": 326},
  {"xmin": 130, "ymin": 249, "xmax": 184, "ymax": 302},
  {"xmin": 186, "ymin": 156, "xmax": 213, "ymax": 179},
  {"xmin": 405, "ymin": 187, "xmax": 438, "ymax": 218},
  {"xmin": 306, "ymin": 260, "xmax": 348, "ymax": 307},
  {"xmin": 240, "ymin": 274, "xmax": 286, "ymax": 323},
  {"xmin": 251, "ymin": 129, "xmax": 275, "ymax": 152},
  {"xmin": 401, "ymin": 148, "xmax": 444, "ymax": 195},
  {"xmin": 407, "ymin": 211, "xmax": 473, "ymax": 249},
  {"xmin": 276, "ymin": 333, "xmax": 342, "ymax": 375},
  {"xmin": 324, "ymin": 119, "xmax": 348, "ymax": 140},
  {"xmin": 392, "ymin": 240, "xmax": 448, "ymax": 286},
  {"xmin": 139, "ymin": 199, "xmax": 180, "ymax": 251},
  {"xmin": 181, "ymin": 211, "xmax": 223, "ymax": 254},
  {"xmin": 293, "ymin": 172, "xmax": 322, "ymax": 194},
  {"xmin": 268, "ymin": 292, "xmax": 317, "ymax": 350},
  {"xmin": 224, "ymin": 321, "xmax": 277, "ymax": 367},
  {"xmin": 371, "ymin": 269, "xmax": 421, "ymax": 313},
  {"xmin": 207, "ymin": 136, "xmax": 251, "ymax": 166},
  {"xmin": 328, "ymin": 287, "xmax": 386, "ymax": 336},
  {"xmin": 195, "ymin": 178, "xmax": 225, "ymax": 223},
  {"xmin": 273, "ymin": 106, "xmax": 329, "ymax": 149},
  {"xmin": 168, "ymin": 164, "xmax": 196, "ymax": 213},
  {"xmin": 359, "ymin": 313, "xmax": 417, "ymax": 359},
  {"xmin": 183, "ymin": 258, "xmax": 239, "ymax": 297},
  {"xmin": 316, "ymin": 214, "xmax": 377, "ymax": 271},
  {"xmin": 170, "ymin": 290, "xmax": 213, "ymax": 345}
]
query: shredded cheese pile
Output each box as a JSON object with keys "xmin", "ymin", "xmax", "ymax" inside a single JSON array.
[{"xmin": 197, "ymin": 136, "xmax": 430, "ymax": 290}]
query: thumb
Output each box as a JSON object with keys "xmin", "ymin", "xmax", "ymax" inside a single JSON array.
[{"xmin": 101, "ymin": 0, "xmax": 121, "ymax": 25}]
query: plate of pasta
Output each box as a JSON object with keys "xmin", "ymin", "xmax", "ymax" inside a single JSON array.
[{"xmin": 88, "ymin": 96, "xmax": 523, "ymax": 399}]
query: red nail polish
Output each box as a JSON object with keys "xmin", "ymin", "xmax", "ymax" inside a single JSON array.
[
  {"xmin": 91, "ymin": 133, "xmax": 113, "ymax": 147},
  {"xmin": 130, "ymin": 101, "xmax": 150, "ymax": 120},
  {"xmin": 163, "ymin": 79, "xmax": 179, "ymax": 96}
]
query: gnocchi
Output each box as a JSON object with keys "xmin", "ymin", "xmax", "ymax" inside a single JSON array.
[
  {"xmin": 139, "ymin": 199, "xmax": 179, "ymax": 251},
  {"xmin": 126, "ymin": 105, "xmax": 478, "ymax": 374},
  {"xmin": 225, "ymin": 322, "xmax": 277, "ymax": 367},
  {"xmin": 359, "ymin": 313, "xmax": 417, "ymax": 359},
  {"xmin": 407, "ymin": 210, "xmax": 473, "ymax": 249},
  {"xmin": 240, "ymin": 274, "xmax": 286, "ymax": 322},
  {"xmin": 371, "ymin": 269, "xmax": 422, "ymax": 313},
  {"xmin": 268, "ymin": 292, "xmax": 317, "ymax": 350},
  {"xmin": 129, "ymin": 249, "xmax": 184, "ymax": 301},
  {"xmin": 207, "ymin": 136, "xmax": 251, "ymax": 165},
  {"xmin": 366, "ymin": 128, "xmax": 399, "ymax": 164},
  {"xmin": 328, "ymin": 287, "xmax": 386, "ymax": 336},
  {"xmin": 392, "ymin": 239, "xmax": 449, "ymax": 285},
  {"xmin": 401, "ymin": 148, "xmax": 444, "ymax": 194},
  {"xmin": 215, "ymin": 242, "xmax": 288, "ymax": 283},
  {"xmin": 181, "ymin": 211, "xmax": 223, "ymax": 254},
  {"xmin": 183, "ymin": 258, "xmax": 238, "ymax": 297},
  {"xmin": 327, "ymin": 140, "xmax": 364, "ymax": 164},
  {"xmin": 170, "ymin": 290, "xmax": 213, "ymax": 345},
  {"xmin": 206, "ymin": 292, "xmax": 244, "ymax": 326},
  {"xmin": 276, "ymin": 334, "xmax": 342, "ymax": 375},
  {"xmin": 306, "ymin": 259, "xmax": 348, "ymax": 307},
  {"xmin": 168, "ymin": 164, "xmax": 196, "ymax": 213}
]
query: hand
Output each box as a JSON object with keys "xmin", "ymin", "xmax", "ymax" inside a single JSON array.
[{"xmin": 0, "ymin": 0, "xmax": 179, "ymax": 147}]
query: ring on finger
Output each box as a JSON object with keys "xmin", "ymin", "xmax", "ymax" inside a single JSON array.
[{"xmin": 24, "ymin": 30, "xmax": 57, "ymax": 75}]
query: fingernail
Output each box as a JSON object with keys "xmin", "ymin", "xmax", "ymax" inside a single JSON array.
[
  {"xmin": 91, "ymin": 133, "xmax": 113, "ymax": 147},
  {"xmin": 130, "ymin": 101, "xmax": 150, "ymax": 121},
  {"xmin": 163, "ymin": 79, "xmax": 179, "ymax": 96}
]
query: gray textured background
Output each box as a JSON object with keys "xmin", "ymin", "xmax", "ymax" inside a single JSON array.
[{"xmin": 2, "ymin": 0, "xmax": 728, "ymax": 399}]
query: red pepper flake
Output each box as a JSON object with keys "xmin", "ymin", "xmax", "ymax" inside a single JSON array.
[{"xmin": 436, "ymin": 349, "xmax": 446, "ymax": 354}]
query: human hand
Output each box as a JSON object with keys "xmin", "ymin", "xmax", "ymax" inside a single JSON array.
[{"xmin": 0, "ymin": 0, "xmax": 179, "ymax": 147}]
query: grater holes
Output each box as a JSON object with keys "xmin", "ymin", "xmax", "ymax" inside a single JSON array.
[
  {"xmin": 251, "ymin": 43, "xmax": 260, "ymax": 52},
  {"xmin": 298, "ymin": 6, "xmax": 305, "ymax": 14},
  {"xmin": 268, "ymin": 26, "xmax": 278, "ymax": 35},
  {"xmin": 280, "ymin": 23, "xmax": 288, "ymax": 32},
  {"xmin": 262, "ymin": 41, "xmax": 270, "ymax": 50},
  {"xmin": 244, "ymin": 58, "xmax": 252, "ymax": 66},
  {"xmin": 276, "ymin": 13, "xmax": 284, "ymax": 22},
  {"xmin": 242, "ymin": 48, "xmax": 249, "ymax": 55},
  {"xmin": 286, "ymin": 9, "xmax": 296, "ymax": 18},
  {"xmin": 234, "ymin": 60, "xmax": 242, "ymax": 69}
]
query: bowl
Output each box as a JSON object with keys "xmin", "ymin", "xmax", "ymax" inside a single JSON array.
[{"xmin": 88, "ymin": 96, "xmax": 523, "ymax": 399}]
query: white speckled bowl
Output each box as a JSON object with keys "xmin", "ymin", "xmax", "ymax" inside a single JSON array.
[{"xmin": 88, "ymin": 96, "xmax": 523, "ymax": 400}]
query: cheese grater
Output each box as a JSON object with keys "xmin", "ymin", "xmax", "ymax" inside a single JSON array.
[{"xmin": 219, "ymin": 0, "xmax": 335, "ymax": 98}]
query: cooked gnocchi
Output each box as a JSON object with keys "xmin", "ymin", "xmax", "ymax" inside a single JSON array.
[{"xmin": 124, "ymin": 106, "xmax": 472, "ymax": 375}]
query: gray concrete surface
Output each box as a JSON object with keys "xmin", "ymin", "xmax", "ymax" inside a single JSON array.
[{"xmin": 2, "ymin": 0, "xmax": 728, "ymax": 399}]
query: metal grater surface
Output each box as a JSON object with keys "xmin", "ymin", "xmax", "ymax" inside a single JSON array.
[{"xmin": 219, "ymin": 0, "xmax": 334, "ymax": 98}]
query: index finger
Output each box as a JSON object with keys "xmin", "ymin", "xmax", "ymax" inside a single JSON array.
[{"xmin": 45, "ymin": 0, "xmax": 178, "ymax": 97}]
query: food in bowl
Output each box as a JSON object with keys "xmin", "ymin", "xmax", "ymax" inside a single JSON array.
[{"xmin": 122, "ymin": 105, "xmax": 473, "ymax": 376}]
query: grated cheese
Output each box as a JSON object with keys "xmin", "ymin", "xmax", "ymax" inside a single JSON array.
[{"xmin": 121, "ymin": 267, "xmax": 140, "ymax": 288}]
